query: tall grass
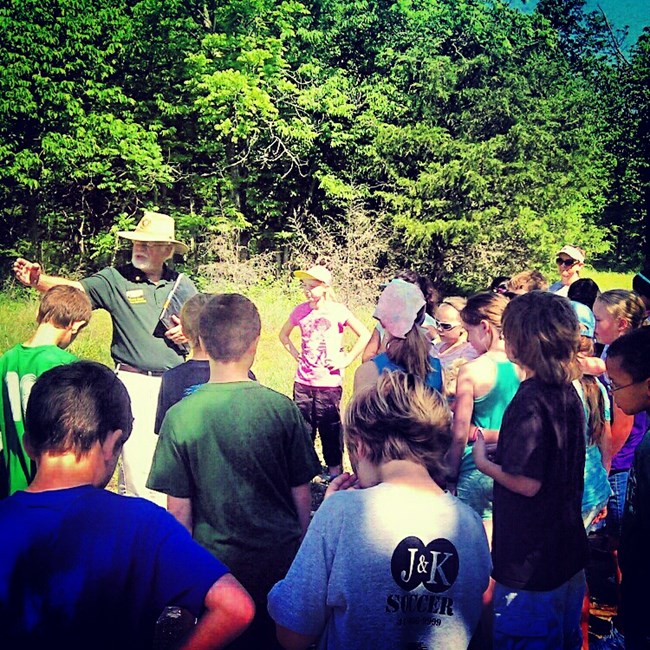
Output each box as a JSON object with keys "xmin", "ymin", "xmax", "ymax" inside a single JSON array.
[{"xmin": 0, "ymin": 270, "xmax": 634, "ymax": 395}]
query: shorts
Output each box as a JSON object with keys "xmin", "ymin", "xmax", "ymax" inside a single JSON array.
[
  {"xmin": 493, "ymin": 571, "xmax": 586, "ymax": 650},
  {"xmin": 457, "ymin": 467, "xmax": 494, "ymax": 520}
]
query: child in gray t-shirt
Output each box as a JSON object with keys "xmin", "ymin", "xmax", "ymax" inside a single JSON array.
[{"xmin": 268, "ymin": 370, "xmax": 491, "ymax": 649}]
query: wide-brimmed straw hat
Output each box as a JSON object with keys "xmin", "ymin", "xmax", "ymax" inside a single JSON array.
[{"xmin": 117, "ymin": 211, "xmax": 189, "ymax": 255}]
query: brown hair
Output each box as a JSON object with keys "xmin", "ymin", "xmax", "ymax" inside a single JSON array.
[
  {"xmin": 180, "ymin": 293, "xmax": 213, "ymax": 347},
  {"xmin": 37, "ymin": 286, "xmax": 92, "ymax": 328},
  {"xmin": 460, "ymin": 292, "xmax": 509, "ymax": 329},
  {"xmin": 502, "ymin": 291, "xmax": 580, "ymax": 385},
  {"xmin": 199, "ymin": 294, "xmax": 261, "ymax": 362},
  {"xmin": 387, "ymin": 324, "xmax": 433, "ymax": 379},
  {"xmin": 344, "ymin": 370, "xmax": 451, "ymax": 485},
  {"xmin": 507, "ymin": 270, "xmax": 548, "ymax": 293},
  {"xmin": 577, "ymin": 336, "xmax": 606, "ymax": 445},
  {"xmin": 594, "ymin": 290, "xmax": 646, "ymax": 333}
]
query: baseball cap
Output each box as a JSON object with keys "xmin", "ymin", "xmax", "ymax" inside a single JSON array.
[
  {"xmin": 570, "ymin": 300, "xmax": 595, "ymax": 338},
  {"xmin": 557, "ymin": 245, "xmax": 585, "ymax": 264},
  {"xmin": 293, "ymin": 265, "xmax": 333, "ymax": 286},
  {"xmin": 373, "ymin": 279, "xmax": 426, "ymax": 339}
]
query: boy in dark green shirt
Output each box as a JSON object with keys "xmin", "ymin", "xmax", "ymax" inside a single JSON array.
[{"xmin": 148, "ymin": 293, "xmax": 320, "ymax": 650}]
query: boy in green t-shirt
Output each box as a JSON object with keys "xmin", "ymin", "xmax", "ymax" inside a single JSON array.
[
  {"xmin": 0, "ymin": 286, "xmax": 92, "ymax": 496},
  {"xmin": 606, "ymin": 327, "xmax": 650, "ymax": 649},
  {"xmin": 148, "ymin": 293, "xmax": 320, "ymax": 650}
]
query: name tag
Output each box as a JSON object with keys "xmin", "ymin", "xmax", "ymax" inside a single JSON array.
[{"xmin": 126, "ymin": 289, "xmax": 147, "ymax": 304}]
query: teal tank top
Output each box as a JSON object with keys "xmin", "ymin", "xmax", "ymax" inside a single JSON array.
[{"xmin": 460, "ymin": 359, "xmax": 521, "ymax": 473}]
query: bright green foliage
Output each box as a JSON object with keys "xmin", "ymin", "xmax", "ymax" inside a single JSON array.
[
  {"xmin": 0, "ymin": 0, "xmax": 644, "ymax": 289},
  {"xmin": 0, "ymin": 0, "xmax": 171, "ymax": 270}
]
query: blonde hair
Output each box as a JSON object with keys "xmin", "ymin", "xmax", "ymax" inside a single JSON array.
[
  {"xmin": 507, "ymin": 270, "xmax": 548, "ymax": 293},
  {"xmin": 344, "ymin": 370, "xmax": 451, "ymax": 484},
  {"xmin": 440, "ymin": 296, "xmax": 467, "ymax": 313},
  {"xmin": 502, "ymin": 291, "xmax": 580, "ymax": 385},
  {"xmin": 594, "ymin": 290, "xmax": 646, "ymax": 333}
]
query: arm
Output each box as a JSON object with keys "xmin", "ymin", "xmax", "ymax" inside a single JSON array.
[
  {"xmin": 178, "ymin": 573, "xmax": 255, "ymax": 650},
  {"xmin": 13, "ymin": 257, "xmax": 83, "ymax": 292},
  {"xmin": 339, "ymin": 313, "xmax": 371, "ymax": 367},
  {"xmin": 472, "ymin": 431, "xmax": 542, "ymax": 497},
  {"xmin": 290, "ymin": 483, "xmax": 312, "ymax": 540},
  {"xmin": 168, "ymin": 496, "xmax": 193, "ymax": 534},
  {"xmin": 446, "ymin": 364, "xmax": 475, "ymax": 483},
  {"xmin": 361, "ymin": 327, "xmax": 381, "ymax": 362},
  {"xmin": 599, "ymin": 420, "xmax": 613, "ymax": 474},
  {"xmin": 279, "ymin": 319, "xmax": 301, "ymax": 361},
  {"xmin": 276, "ymin": 626, "xmax": 319, "ymax": 650},
  {"xmin": 578, "ymin": 354, "xmax": 606, "ymax": 376},
  {"xmin": 610, "ymin": 401, "xmax": 634, "ymax": 457},
  {"xmin": 353, "ymin": 360, "xmax": 379, "ymax": 394}
]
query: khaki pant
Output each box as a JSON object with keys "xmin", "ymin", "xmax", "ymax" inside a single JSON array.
[{"xmin": 116, "ymin": 369, "xmax": 167, "ymax": 507}]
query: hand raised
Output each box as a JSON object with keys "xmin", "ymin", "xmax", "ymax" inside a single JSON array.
[{"xmin": 14, "ymin": 258, "xmax": 41, "ymax": 288}]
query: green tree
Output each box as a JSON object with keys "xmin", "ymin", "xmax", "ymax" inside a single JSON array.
[{"xmin": 0, "ymin": 0, "xmax": 171, "ymax": 271}]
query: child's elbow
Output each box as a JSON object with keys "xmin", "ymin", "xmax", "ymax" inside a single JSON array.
[{"xmin": 520, "ymin": 478, "xmax": 542, "ymax": 498}]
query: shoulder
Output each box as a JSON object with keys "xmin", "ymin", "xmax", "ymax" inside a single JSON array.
[
  {"xmin": 331, "ymin": 301, "xmax": 353, "ymax": 320},
  {"xmin": 290, "ymin": 302, "xmax": 312, "ymax": 322}
]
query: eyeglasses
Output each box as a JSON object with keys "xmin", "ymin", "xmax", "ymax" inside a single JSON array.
[
  {"xmin": 134, "ymin": 241, "xmax": 171, "ymax": 249},
  {"xmin": 556, "ymin": 257, "xmax": 577, "ymax": 267},
  {"xmin": 433, "ymin": 319, "xmax": 461, "ymax": 331},
  {"xmin": 611, "ymin": 379, "xmax": 641, "ymax": 392}
]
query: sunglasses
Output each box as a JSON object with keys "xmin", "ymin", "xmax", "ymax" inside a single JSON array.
[
  {"xmin": 556, "ymin": 257, "xmax": 577, "ymax": 267},
  {"xmin": 433, "ymin": 319, "xmax": 460, "ymax": 331}
]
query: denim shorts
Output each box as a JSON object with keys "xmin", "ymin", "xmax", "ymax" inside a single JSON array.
[
  {"xmin": 493, "ymin": 571, "xmax": 585, "ymax": 650},
  {"xmin": 456, "ymin": 467, "xmax": 494, "ymax": 520}
]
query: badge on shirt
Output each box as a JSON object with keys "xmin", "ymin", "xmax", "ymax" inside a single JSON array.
[{"xmin": 126, "ymin": 289, "xmax": 147, "ymax": 304}]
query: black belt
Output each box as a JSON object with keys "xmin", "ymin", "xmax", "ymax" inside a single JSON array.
[{"xmin": 116, "ymin": 363, "xmax": 164, "ymax": 377}]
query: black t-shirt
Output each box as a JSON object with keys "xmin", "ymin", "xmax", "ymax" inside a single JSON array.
[{"xmin": 492, "ymin": 377, "xmax": 588, "ymax": 591}]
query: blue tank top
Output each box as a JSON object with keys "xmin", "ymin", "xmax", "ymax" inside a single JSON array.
[{"xmin": 372, "ymin": 352, "xmax": 443, "ymax": 392}]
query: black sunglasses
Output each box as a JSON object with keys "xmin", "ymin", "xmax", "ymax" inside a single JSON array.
[{"xmin": 556, "ymin": 257, "xmax": 577, "ymax": 267}]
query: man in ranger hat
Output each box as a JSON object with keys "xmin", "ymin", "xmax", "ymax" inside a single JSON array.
[{"xmin": 13, "ymin": 211, "xmax": 196, "ymax": 505}]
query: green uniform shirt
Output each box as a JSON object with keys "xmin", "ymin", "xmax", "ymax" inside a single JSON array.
[
  {"xmin": 81, "ymin": 264, "xmax": 192, "ymax": 372},
  {"xmin": 0, "ymin": 344, "xmax": 77, "ymax": 496},
  {"xmin": 147, "ymin": 381, "xmax": 321, "ymax": 602}
]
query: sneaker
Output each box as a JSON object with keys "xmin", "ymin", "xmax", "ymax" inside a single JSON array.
[{"xmin": 591, "ymin": 625, "xmax": 625, "ymax": 650}]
